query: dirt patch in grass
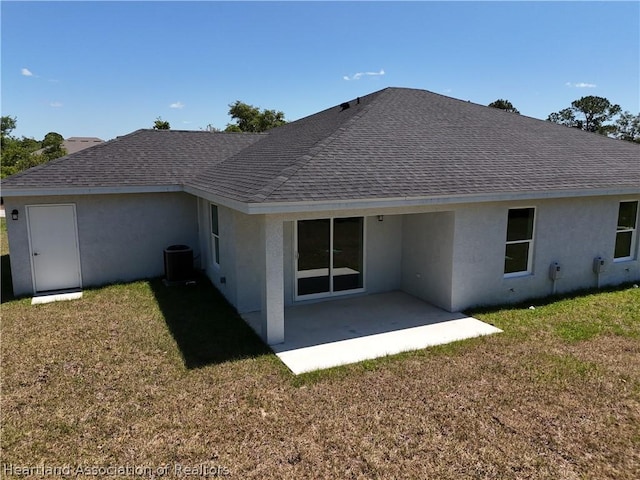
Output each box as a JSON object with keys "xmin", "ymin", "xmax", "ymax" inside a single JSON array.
[{"xmin": 1, "ymin": 271, "xmax": 639, "ymax": 478}]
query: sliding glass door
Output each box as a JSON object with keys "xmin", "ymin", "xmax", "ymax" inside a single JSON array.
[
  {"xmin": 296, "ymin": 217, "xmax": 364, "ymax": 299},
  {"xmin": 296, "ymin": 219, "xmax": 331, "ymax": 296},
  {"xmin": 333, "ymin": 217, "xmax": 364, "ymax": 292}
]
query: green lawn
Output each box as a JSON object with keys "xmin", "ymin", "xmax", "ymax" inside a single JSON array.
[{"xmin": 1, "ymin": 218, "xmax": 639, "ymax": 479}]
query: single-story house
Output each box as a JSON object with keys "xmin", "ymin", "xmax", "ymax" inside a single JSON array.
[
  {"xmin": 32, "ymin": 136, "xmax": 104, "ymax": 156},
  {"xmin": 3, "ymin": 87, "xmax": 639, "ymax": 345},
  {"xmin": 61, "ymin": 137, "xmax": 105, "ymax": 155}
]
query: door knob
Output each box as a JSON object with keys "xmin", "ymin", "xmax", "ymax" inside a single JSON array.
[{"xmin": 33, "ymin": 252, "xmax": 40, "ymax": 256}]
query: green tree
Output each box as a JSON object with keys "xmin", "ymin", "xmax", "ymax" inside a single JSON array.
[
  {"xmin": 614, "ymin": 111, "xmax": 640, "ymax": 143},
  {"xmin": 224, "ymin": 101, "xmax": 286, "ymax": 132},
  {"xmin": 1, "ymin": 136, "xmax": 43, "ymax": 178},
  {"xmin": 1, "ymin": 115, "xmax": 17, "ymax": 146},
  {"xmin": 201, "ymin": 124, "xmax": 221, "ymax": 132},
  {"xmin": 0, "ymin": 117, "xmax": 66, "ymax": 178},
  {"xmin": 547, "ymin": 96, "xmax": 621, "ymax": 136},
  {"xmin": 41, "ymin": 132, "xmax": 66, "ymax": 160},
  {"xmin": 153, "ymin": 117, "xmax": 170, "ymax": 130},
  {"xmin": 547, "ymin": 108, "xmax": 580, "ymax": 128},
  {"xmin": 488, "ymin": 99, "xmax": 520, "ymax": 114}
]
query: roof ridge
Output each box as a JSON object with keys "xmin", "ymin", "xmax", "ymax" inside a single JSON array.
[
  {"xmin": 138, "ymin": 128, "xmax": 267, "ymax": 136},
  {"xmin": 247, "ymin": 89, "xmax": 389, "ymax": 203}
]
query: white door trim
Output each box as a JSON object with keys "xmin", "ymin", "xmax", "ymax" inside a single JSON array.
[{"xmin": 26, "ymin": 203, "xmax": 82, "ymax": 293}]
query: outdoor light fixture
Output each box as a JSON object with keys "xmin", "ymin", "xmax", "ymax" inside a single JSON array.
[
  {"xmin": 11, "ymin": 209, "xmax": 18, "ymax": 221},
  {"xmin": 377, "ymin": 215, "xmax": 384, "ymax": 222}
]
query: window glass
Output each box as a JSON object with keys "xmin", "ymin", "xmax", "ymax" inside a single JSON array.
[
  {"xmin": 296, "ymin": 217, "xmax": 364, "ymax": 297},
  {"xmin": 210, "ymin": 204, "xmax": 220, "ymax": 265},
  {"xmin": 504, "ymin": 243, "xmax": 530, "ymax": 274},
  {"xmin": 506, "ymin": 208, "xmax": 534, "ymax": 242},
  {"xmin": 333, "ymin": 217, "xmax": 364, "ymax": 291},
  {"xmin": 614, "ymin": 201, "xmax": 637, "ymax": 260},
  {"xmin": 297, "ymin": 219, "xmax": 330, "ymax": 295},
  {"xmin": 210, "ymin": 205, "xmax": 219, "ymax": 235},
  {"xmin": 617, "ymin": 201, "xmax": 638, "ymax": 230},
  {"xmin": 504, "ymin": 207, "xmax": 535, "ymax": 275},
  {"xmin": 614, "ymin": 231, "xmax": 632, "ymax": 259},
  {"xmin": 213, "ymin": 237, "xmax": 220, "ymax": 264}
]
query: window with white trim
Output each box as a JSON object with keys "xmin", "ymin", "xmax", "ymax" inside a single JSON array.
[
  {"xmin": 504, "ymin": 207, "xmax": 535, "ymax": 276},
  {"xmin": 614, "ymin": 201, "xmax": 638, "ymax": 261},
  {"xmin": 210, "ymin": 204, "xmax": 220, "ymax": 266}
]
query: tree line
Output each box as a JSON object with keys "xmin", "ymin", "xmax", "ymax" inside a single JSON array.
[
  {"xmin": 489, "ymin": 96, "xmax": 639, "ymax": 143},
  {"xmin": 1, "ymin": 116, "xmax": 66, "ymax": 178},
  {"xmin": 153, "ymin": 100, "xmax": 286, "ymax": 133},
  {"xmin": 3, "ymin": 94, "xmax": 637, "ymax": 179},
  {"xmin": 1, "ymin": 101, "xmax": 286, "ymax": 179}
]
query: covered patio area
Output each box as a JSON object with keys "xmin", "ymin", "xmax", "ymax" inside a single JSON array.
[{"xmin": 242, "ymin": 291, "xmax": 502, "ymax": 374}]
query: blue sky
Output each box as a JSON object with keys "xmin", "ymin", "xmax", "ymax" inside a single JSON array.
[{"xmin": 2, "ymin": 1, "xmax": 639, "ymax": 141}]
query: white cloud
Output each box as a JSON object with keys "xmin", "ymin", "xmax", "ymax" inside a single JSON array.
[
  {"xmin": 343, "ymin": 69, "xmax": 385, "ymax": 81},
  {"xmin": 170, "ymin": 101, "xmax": 185, "ymax": 109},
  {"xmin": 21, "ymin": 68, "xmax": 34, "ymax": 76},
  {"xmin": 565, "ymin": 81, "xmax": 596, "ymax": 88},
  {"xmin": 49, "ymin": 101, "xmax": 63, "ymax": 108}
]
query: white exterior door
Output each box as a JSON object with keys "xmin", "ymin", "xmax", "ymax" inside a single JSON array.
[{"xmin": 27, "ymin": 204, "xmax": 82, "ymax": 293}]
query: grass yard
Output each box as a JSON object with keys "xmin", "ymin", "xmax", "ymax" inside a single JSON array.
[{"xmin": 1, "ymin": 217, "xmax": 639, "ymax": 479}]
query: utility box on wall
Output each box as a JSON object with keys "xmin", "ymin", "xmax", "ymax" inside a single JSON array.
[
  {"xmin": 593, "ymin": 256, "xmax": 606, "ymax": 274},
  {"xmin": 549, "ymin": 261, "xmax": 562, "ymax": 280}
]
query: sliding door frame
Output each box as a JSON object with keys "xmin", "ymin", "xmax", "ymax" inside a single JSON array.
[{"xmin": 294, "ymin": 216, "xmax": 367, "ymax": 301}]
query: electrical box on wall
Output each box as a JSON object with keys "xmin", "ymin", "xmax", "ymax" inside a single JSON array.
[
  {"xmin": 593, "ymin": 256, "xmax": 606, "ymax": 274},
  {"xmin": 549, "ymin": 262, "xmax": 562, "ymax": 280}
]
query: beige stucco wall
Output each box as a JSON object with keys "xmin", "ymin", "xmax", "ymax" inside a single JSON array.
[
  {"xmin": 7, "ymin": 191, "xmax": 638, "ymax": 313},
  {"xmin": 5, "ymin": 192, "xmax": 199, "ymax": 297},
  {"xmin": 450, "ymin": 195, "xmax": 640, "ymax": 310},
  {"xmin": 198, "ymin": 201, "xmax": 263, "ymax": 314},
  {"xmin": 401, "ymin": 211, "xmax": 455, "ymax": 311},
  {"xmin": 240, "ymin": 195, "xmax": 639, "ymax": 313},
  {"xmin": 281, "ymin": 214, "xmax": 403, "ymax": 308},
  {"xmin": 203, "ymin": 211, "xmax": 405, "ymax": 312},
  {"xmin": 366, "ymin": 215, "xmax": 403, "ymax": 295}
]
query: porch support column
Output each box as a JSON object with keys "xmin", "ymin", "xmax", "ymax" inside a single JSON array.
[{"xmin": 261, "ymin": 215, "xmax": 284, "ymax": 345}]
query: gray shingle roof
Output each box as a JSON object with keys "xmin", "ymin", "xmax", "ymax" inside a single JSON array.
[
  {"xmin": 2, "ymin": 129, "xmax": 264, "ymax": 189},
  {"xmin": 192, "ymin": 87, "xmax": 640, "ymax": 203},
  {"xmin": 4, "ymin": 87, "xmax": 639, "ymax": 205}
]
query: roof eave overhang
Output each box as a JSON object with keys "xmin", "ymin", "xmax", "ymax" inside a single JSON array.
[
  {"xmin": 184, "ymin": 185, "xmax": 255, "ymax": 213},
  {"xmin": 4, "ymin": 184, "xmax": 638, "ymax": 215},
  {"xmin": 241, "ymin": 186, "xmax": 640, "ymax": 214},
  {"xmin": 1, "ymin": 184, "xmax": 183, "ymax": 197}
]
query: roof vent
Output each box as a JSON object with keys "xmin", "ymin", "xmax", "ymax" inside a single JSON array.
[
  {"xmin": 340, "ymin": 102, "xmax": 350, "ymax": 111},
  {"xmin": 357, "ymin": 97, "xmax": 360, "ymax": 104}
]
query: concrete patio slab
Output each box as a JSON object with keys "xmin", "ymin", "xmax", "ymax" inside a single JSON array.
[{"xmin": 242, "ymin": 291, "xmax": 502, "ymax": 374}]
